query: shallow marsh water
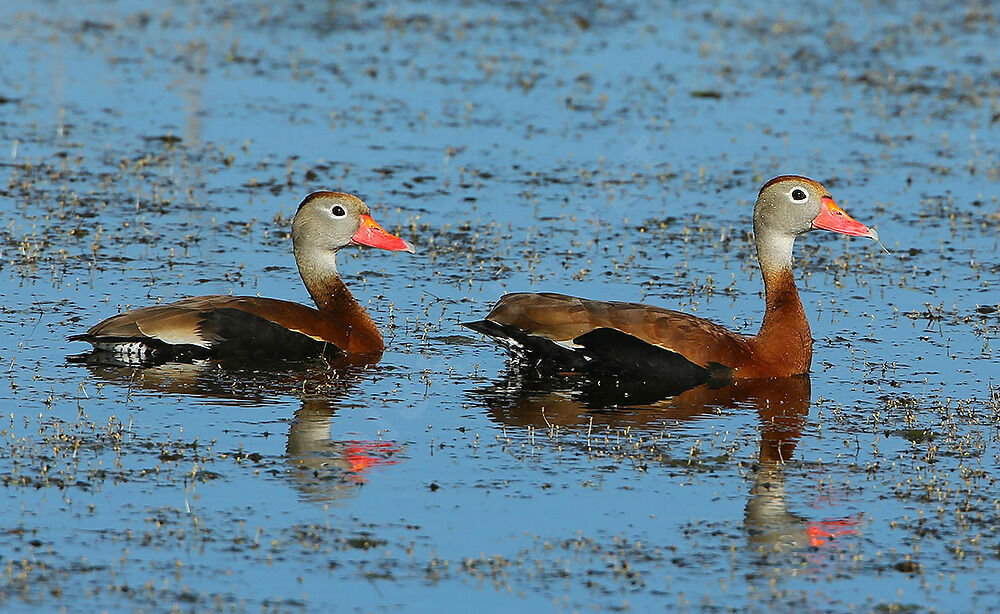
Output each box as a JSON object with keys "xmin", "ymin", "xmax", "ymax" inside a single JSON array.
[{"xmin": 2, "ymin": 0, "xmax": 1000, "ymax": 611}]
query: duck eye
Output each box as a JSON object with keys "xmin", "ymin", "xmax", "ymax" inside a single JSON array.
[
  {"xmin": 790, "ymin": 188, "xmax": 807, "ymax": 202},
  {"xmin": 331, "ymin": 205, "xmax": 346, "ymax": 217}
]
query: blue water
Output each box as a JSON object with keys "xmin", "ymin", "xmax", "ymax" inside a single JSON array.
[{"xmin": 1, "ymin": 0, "xmax": 1000, "ymax": 611}]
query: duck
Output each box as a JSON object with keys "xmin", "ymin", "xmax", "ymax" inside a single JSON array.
[
  {"xmin": 70, "ymin": 191, "xmax": 414, "ymax": 364},
  {"xmin": 463, "ymin": 175, "xmax": 879, "ymax": 384}
]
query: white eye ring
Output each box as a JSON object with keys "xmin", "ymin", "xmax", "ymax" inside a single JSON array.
[
  {"xmin": 789, "ymin": 187, "xmax": 808, "ymax": 202},
  {"xmin": 331, "ymin": 205, "xmax": 347, "ymax": 218}
]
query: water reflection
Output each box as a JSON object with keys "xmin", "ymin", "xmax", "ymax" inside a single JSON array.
[
  {"xmin": 70, "ymin": 359, "xmax": 400, "ymax": 503},
  {"xmin": 472, "ymin": 371, "xmax": 857, "ymax": 553},
  {"xmin": 286, "ymin": 396, "xmax": 400, "ymax": 503}
]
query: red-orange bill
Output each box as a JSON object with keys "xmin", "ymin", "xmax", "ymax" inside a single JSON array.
[
  {"xmin": 812, "ymin": 196, "xmax": 879, "ymax": 241},
  {"xmin": 352, "ymin": 214, "xmax": 415, "ymax": 253}
]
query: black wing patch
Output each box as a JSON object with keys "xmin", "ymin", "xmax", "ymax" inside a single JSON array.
[
  {"xmin": 198, "ymin": 308, "xmax": 335, "ymax": 361},
  {"xmin": 70, "ymin": 309, "xmax": 338, "ymax": 365},
  {"xmin": 574, "ymin": 327, "xmax": 733, "ymax": 384},
  {"xmin": 464, "ymin": 320, "xmax": 734, "ymax": 396}
]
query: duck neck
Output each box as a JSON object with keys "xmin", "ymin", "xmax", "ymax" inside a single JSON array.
[
  {"xmin": 753, "ymin": 230, "xmax": 812, "ymax": 374},
  {"xmin": 294, "ymin": 246, "xmax": 382, "ymax": 346}
]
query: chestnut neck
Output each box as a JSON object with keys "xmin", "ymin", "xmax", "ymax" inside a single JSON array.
[
  {"xmin": 752, "ymin": 229, "xmax": 812, "ymax": 374},
  {"xmin": 294, "ymin": 246, "xmax": 382, "ymax": 348}
]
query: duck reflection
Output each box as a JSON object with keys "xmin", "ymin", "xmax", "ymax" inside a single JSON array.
[
  {"xmin": 286, "ymin": 396, "xmax": 400, "ymax": 502},
  {"xmin": 70, "ymin": 358, "xmax": 400, "ymax": 503},
  {"xmin": 471, "ymin": 370, "xmax": 857, "ymax": 552}
]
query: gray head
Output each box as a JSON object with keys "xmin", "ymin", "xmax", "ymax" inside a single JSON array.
[
  {"xmin": 752, "ymin": 175, "xmax": 877, "ymax": 275},
  {"xmin": 292, "ymin": 191, "xmax": 415, "ymax": 257},
  {"xmin": 753, "ymin": 175, "xmax": 877, "ymax": 241}
]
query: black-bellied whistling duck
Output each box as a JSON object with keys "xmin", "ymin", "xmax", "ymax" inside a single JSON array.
[
  {"xmin": 464, "ymin": 175, "xmax": 879, "ymax": 384},
  {"xmin": 70, "ymin": 191, "xmax": 414, "ymax": 364}
]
